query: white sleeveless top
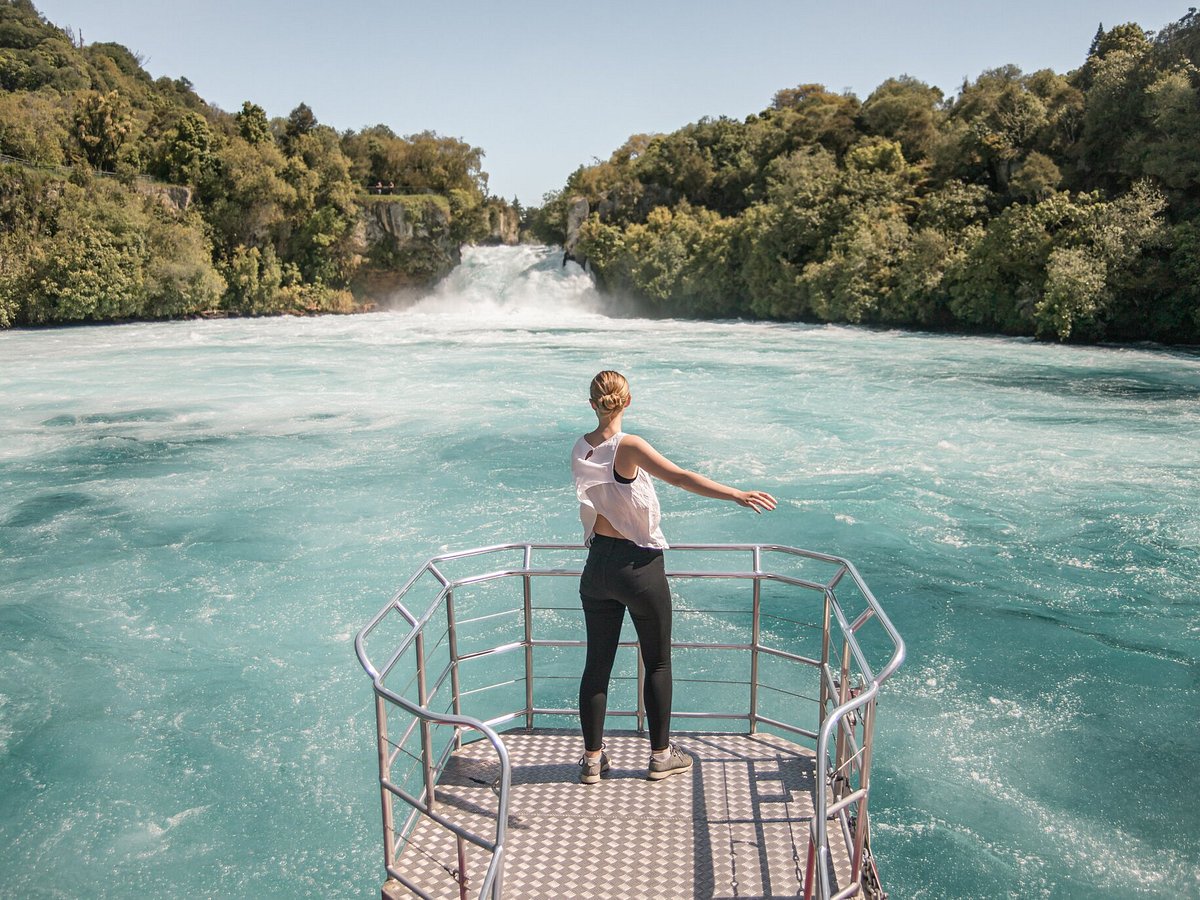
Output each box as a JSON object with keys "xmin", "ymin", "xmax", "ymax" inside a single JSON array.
[{"xmin": 571, "ymin": 432, "xmax": 669, "ymax": 549}]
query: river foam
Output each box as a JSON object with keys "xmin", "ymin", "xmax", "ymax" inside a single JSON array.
[{"xmin": 1, "ymin": 245, "xmax": 1197, "ymax": 897}]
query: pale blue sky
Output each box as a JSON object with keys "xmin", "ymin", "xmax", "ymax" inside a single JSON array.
[{"xmin": 33, "ymin": 0, "xmax": 1191, "ymax": 204}]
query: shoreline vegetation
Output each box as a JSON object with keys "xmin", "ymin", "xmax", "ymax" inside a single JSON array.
[
  {"xmin": 0, "ymin": 2, "xmax": 1197, "ymax": 344},
  {"xmin": 0, "ymin": 0, "xmax": 519, "ymax": 329},
  {"xmin": 526, "ymin": 12, "xmax": 1200, "ymax": 345}
]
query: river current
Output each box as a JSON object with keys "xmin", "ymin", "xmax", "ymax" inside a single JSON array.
[{"xmin": 1, "ymin": 245, "xmax": 1197, "ymax": 898}]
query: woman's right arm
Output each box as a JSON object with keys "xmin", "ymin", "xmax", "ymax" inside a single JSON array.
[{"xmin": 620, "ymin": 434, "xmax": 777, "ymax": 513}]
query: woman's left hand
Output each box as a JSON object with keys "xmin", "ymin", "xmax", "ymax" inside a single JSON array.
[{"xmin": 735, "ymin": 490, "xmax": 777, "ymax": 514}]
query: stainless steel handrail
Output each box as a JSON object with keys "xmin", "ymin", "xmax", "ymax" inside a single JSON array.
[{"xmin": 356, "ymin": 542, "xmax": 904, "ymax": 900}]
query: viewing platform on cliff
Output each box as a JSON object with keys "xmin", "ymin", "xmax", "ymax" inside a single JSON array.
[
  {"xmin": 355, "ymin": 542, "xmax": 904, "ymax": 899},
  {"xmin": 357, "ymin": 191, "xmax": 451, "ymax": 211}
]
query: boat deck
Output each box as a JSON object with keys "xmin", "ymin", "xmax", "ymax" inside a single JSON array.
[{"xmin": 382, "ymin": 728, "xmax": 852, "ymax": 900}]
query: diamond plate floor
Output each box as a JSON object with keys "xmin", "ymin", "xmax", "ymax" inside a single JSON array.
[{"xmin": 382, "ymin": 728, "xmax": 852, "ymax": 899}]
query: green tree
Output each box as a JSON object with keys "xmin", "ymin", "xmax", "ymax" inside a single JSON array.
[
  {"xmin": 141, "ymin": 207, "xmax": 225, "ymax": 317},
  {"xmin": 802, "ymin": 211, "xmax": 912, "ymax": 324},
  {"xmin": 633, "ymin": 132, "xmax": 714, "ymax": 203},
  {"xmin": 736, "ymin": 202, "xmax": 807, "ymax": 318},
  {"xmin": 448, "ymin": 187, "xmax": 487, "ymax": 245},
  {"xmin": 1024, "ymin": 69, "xmax": 1085, "ymax": 167},
  {"xmin": 949, "ymin": 193, "xmax": 1080, "ymax": 332},
  {"xmin": 235, "ymin": 100, "xmax": 271, "ymax": 145},
  {"xmin": 0, "ymin": 89, "xmax": 68, "ymax": 164},
  {"xmin": 891, "ymin": 226, "xmax": 974, "ymax": 327},
  {"xmin": 1165, "ymin": 221, "xmax": 1200, "ymax": 338},
  {"xmin": 1154, "ymin": 9, "xmax": 1200, "ymax": 67},
  {"xmin": 736, "ymin": 147, "xmax": 840, "ymax": 318},
  {"xmin": 860, "ymin": 76, "xmax": 945, "ymax": 162},
  {"xmin": 914, "ymin": 180, "xmax": 994, "ymax": 234},
  {"xmin": 160, "ymin": 110, "xmax": 216, "ymax": 186},
  {"xmin": 202, "ymin": 136, "xmax": 296, "ymax": 255},
  {"xmin": 950, "ymin": 66, "xmax": 1049, "ymax": 191},
  {"xmin": 1011, "ymin": 151, "xmax": 1062, "ymax": 200},
  {"xmin": 762, "ymin": 146, "xmax": 840, "ymax": 255},
  {"xmin": 0, "ymin": 0, "xmax": 89, "ymax": 92},
  {"xmin": 1075, "ymin": 23, "xmax": 1154, "ymax": 190},
  {"xmin": 839, "ymin": 138, "xmax": 917, "ymax": 210},
  {"xmin": 0, "ymin": 226, "xmax": 27, "ymax": 326},
  {"xmin": 1139, "ymin": 65, "xmax": 1200, "ymax": 213},
  {"xmin": 222, "ymin": 244, "xmax": 284, "ymax": 314},
  {"xmin": 771, "ymin": 84, "xmax": 861, "ymax": 157},
  {"xmin": 524, "ymin": 189, "xmax": 569, "ymax": 245},
  {"xmin": 24, "ymin": 212, "xmax": 143, "ymax": 323},
  {"xmin": 280, "ymin": 126, "xmax": 360, "ymax": 285},
  {"xmin": 1034, "ymin": 246, "xmax": 1107, "ymax": 339},
  {"xmin": 72, "ymin": 89, "xmax": 132, "ymax": 170},
  {"xmin": 283, "ymin": 102, "xmax": 317, "ymax": 152},
  {"xmin": 398, "ymin": 130, "xmax": 487, "ymax": 195}
]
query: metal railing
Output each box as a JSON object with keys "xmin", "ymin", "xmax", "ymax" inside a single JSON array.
[
  {"xmin": 355, "ymin": 542, "xmax": 905, "ymax": 899},
  {"xmin": 0, "ymin": 152, "xmax": 182, "ymax": 187}
]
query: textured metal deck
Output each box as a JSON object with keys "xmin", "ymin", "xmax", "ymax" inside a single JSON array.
[{"xmin": 384, "ymin": 728, "xmax": 850, "ymax": 899}]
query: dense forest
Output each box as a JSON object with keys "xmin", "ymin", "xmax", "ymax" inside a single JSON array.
[
  {"xmin": 530, "ymin": 13, "xmax": 1200, "ymax": 343},
  {"xmin": 3, "ymin": 2, "xmax": 1199, "ymax": 342},
  {"xmin": 0, "ymin": 0, "xmax": 516, "ymax": 328}
]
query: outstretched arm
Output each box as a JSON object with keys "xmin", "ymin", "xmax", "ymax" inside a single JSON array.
[{"xmin": 620, "ymin": 434, "xmax": 777, "ymax": 514}]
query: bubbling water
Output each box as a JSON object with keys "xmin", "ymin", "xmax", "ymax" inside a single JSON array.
[
  {"xmin": 409, "ymin": 244, "xmax": 609, "ymax": 322},
  {"xmin": 0, "ymin": 245, "xmax": 1198, "ymax": 898}
]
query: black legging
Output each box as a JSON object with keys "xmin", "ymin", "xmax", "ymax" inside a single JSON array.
[{"xmin": 579, "ymin": 534, "xmax": 673, "ymax": 751}]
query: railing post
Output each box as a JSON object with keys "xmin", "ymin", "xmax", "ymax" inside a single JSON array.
[
  {"xmin": 523, "ymin": 588, "xmax": 532, "ymax": 734},
  {"xmin": 818, "ymin": 588, "xmax": 833, "ymax": 733},
  {"xmin": 457, "ymin": 834, "xmax": 468, "ymax": 900},
  {"xmin": 749, "ymin": 546, "xmax": 762, "ymax": 734},
  {"xmin": 851, "ymin": 699, "xmax": 876, "ymax": 887},
  {"xmin": 802, "ymin": 822, "xmax": 816, "ymax": 900},
  {"xmin": 523, "ymin": 546, "xmax": 535, "ymax": 731},
  {"xmin": 415, "ymin": 631, "xmax": 436, "ymax": 810},
  {"xmin": 835, "ymin": 640, "xmax": 852, "ymax": 799},
  {"xmin": 375, "ymin": 691, "xmax": 396, "ymax": 871},
  {"xmin": 447, "ymin": 589, "xmax": 463, "ymax": 750},
  {"xmin": 636, "ymin": 649, "xmax": 646, "ymax": 734}
]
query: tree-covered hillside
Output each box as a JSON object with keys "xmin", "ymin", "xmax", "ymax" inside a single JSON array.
[
  {"xmin": 533, "ymin": 15, "xmax": 1200, "ymax": 343},
  {"xmin": 0, "ymin": 0, "xmax": 515, "ymax": 327}
]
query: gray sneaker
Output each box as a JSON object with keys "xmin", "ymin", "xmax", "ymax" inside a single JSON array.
[
  {"xmin": 578, "ymin": 750, "xmax": 610, "ymax": 784},
  {"xmin": 647, "ymin": 744, "xmax": 693, "ymax": 781}
]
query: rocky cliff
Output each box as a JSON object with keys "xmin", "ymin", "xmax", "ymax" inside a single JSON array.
[
  {"xmin": 481, "ymin": 203, "xmax": 520, "ymax": 246},
  {"xmin": 352, "ymin": 196, "xmax": 461, "ymax": 304},
  {"xmin": 134, "ymin": 181, "xmax": 192, "ymax": 212},
  {"xmin": 563, "ymin": 196, "xmax": 589, "ymax": 265}
]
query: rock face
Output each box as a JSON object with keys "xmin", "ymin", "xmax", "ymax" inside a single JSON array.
[
  {"xmin": 481, "ymin": 204, "xmax": 520, "ymax": 245},
  {"xmin": 135, "ymin": 182, "xmax": 192, "ymax": 212},
  {"xmin": 353, "ymin": 197, "xmax": 461, "ymax": 304},
  {"xmin": 564, "ymin": 196, "xmax": 589, "ymax": 264}
]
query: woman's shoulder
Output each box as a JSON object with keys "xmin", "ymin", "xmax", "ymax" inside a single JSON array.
[
  {"xmin": 578, "ymin": 430, "xmax": 627, "ymax": 449},
  {"xmin": 573, "ymin": 432, "xmax": 614, "ymax": 457}
]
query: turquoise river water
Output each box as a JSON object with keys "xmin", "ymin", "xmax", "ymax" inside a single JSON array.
[{"xmin": 1, "ymin": 245, "xmax": 1198, "ymax": 898}]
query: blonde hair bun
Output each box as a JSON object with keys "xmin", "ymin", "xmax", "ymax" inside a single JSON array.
[{"xmin": 589, "ymin": 370, "xmax": 630, "ymax": 414}]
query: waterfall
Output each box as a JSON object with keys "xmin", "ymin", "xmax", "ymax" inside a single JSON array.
[{"xmin": 407, "ymin": 244, "xmax": 608, "ymax": 322}]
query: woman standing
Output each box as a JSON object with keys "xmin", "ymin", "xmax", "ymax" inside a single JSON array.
[{"xmin": 571, "ymin": 371, "xmax": 776, "ymax": 783}]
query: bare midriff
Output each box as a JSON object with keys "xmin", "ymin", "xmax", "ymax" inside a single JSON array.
[{"xmin": 592, "ymin": 512, "xmax": 626, "ymax": 540}]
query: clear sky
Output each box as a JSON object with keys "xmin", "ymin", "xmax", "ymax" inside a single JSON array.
[{"xmin": 31, "ymin": 0, "xmax": 1191, "ymax": 205}]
